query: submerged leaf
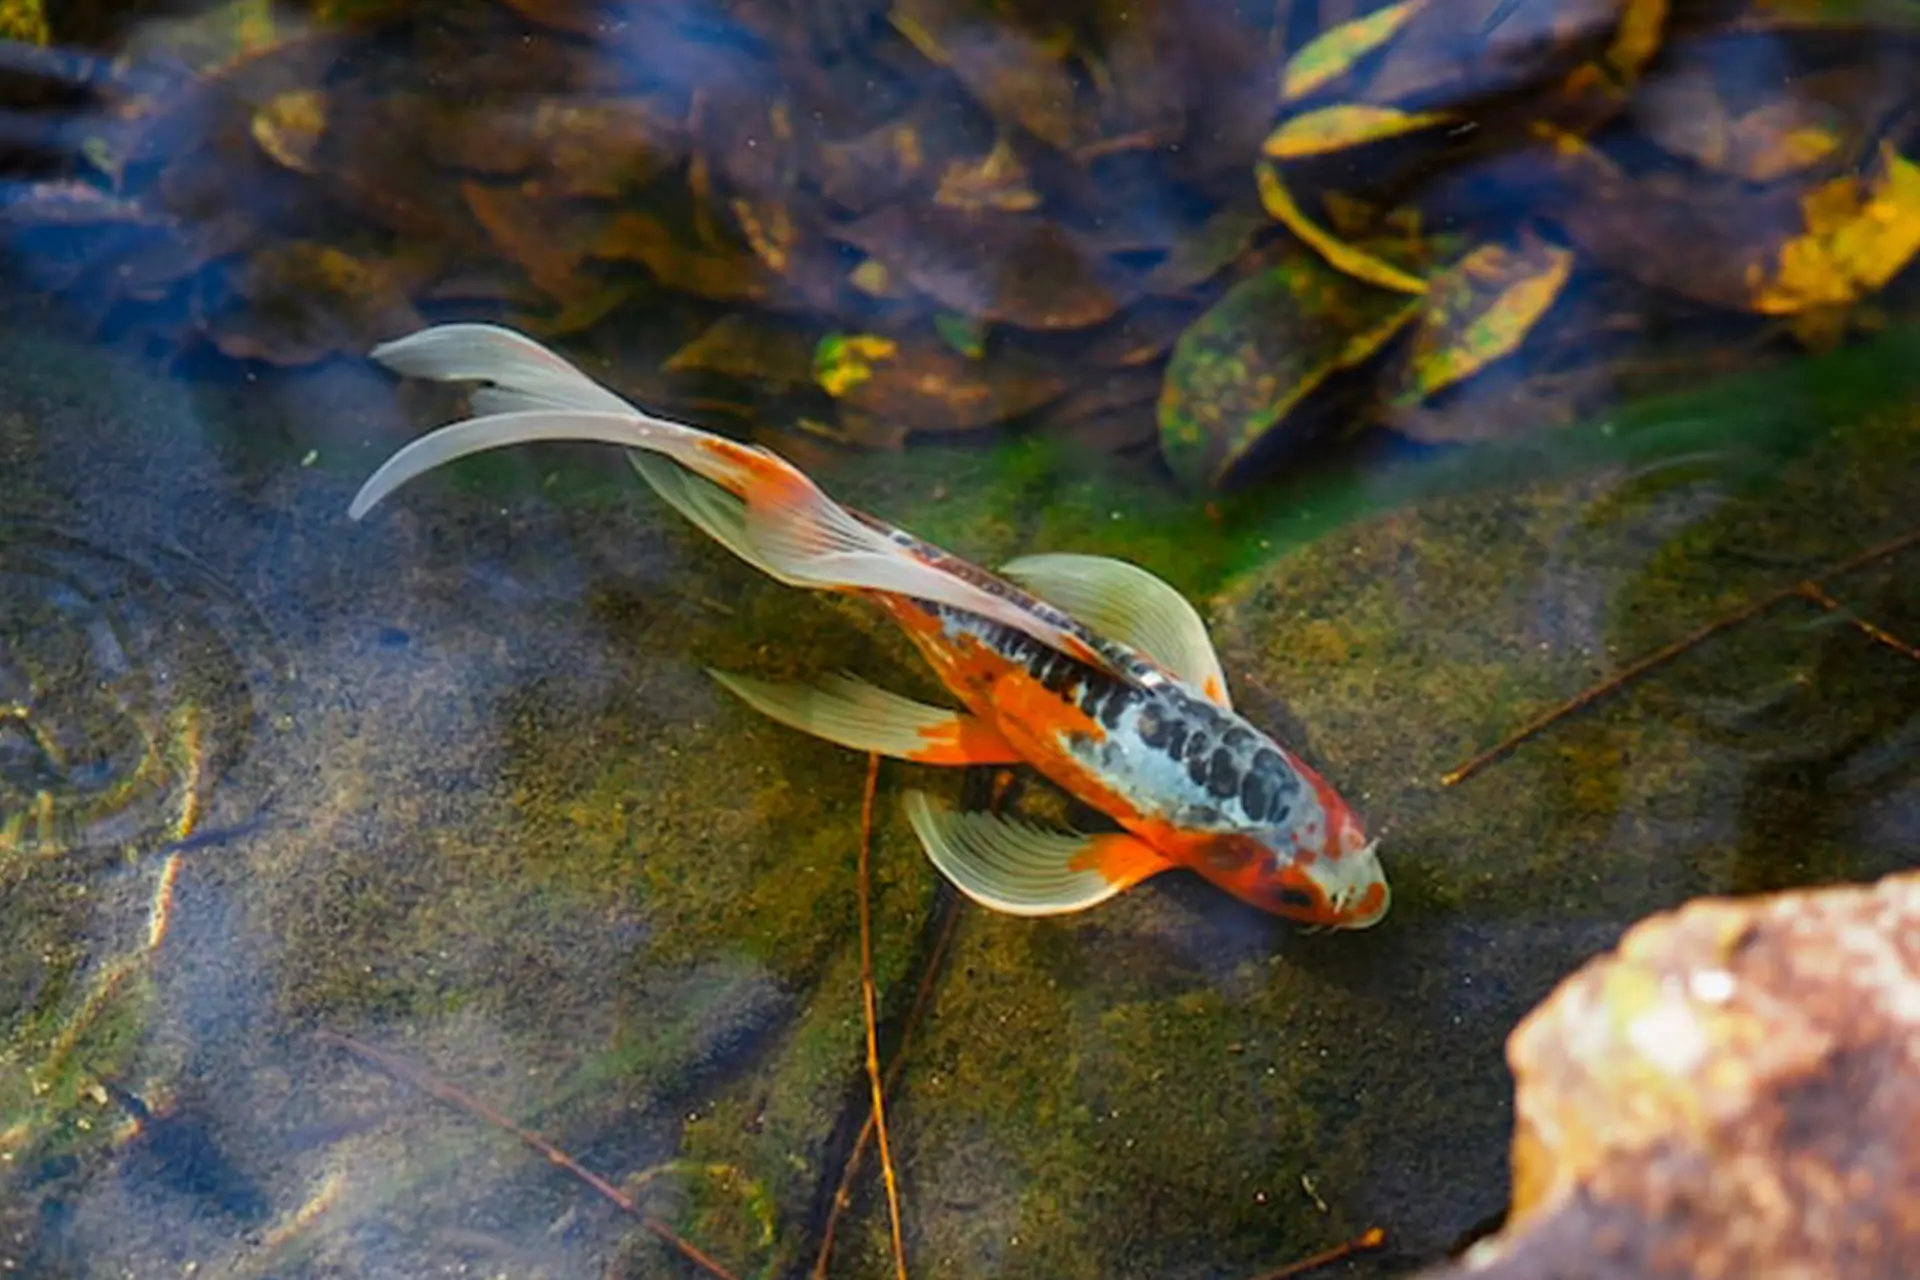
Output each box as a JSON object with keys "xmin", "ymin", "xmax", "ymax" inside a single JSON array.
[
  {"xmin": 1158, "ymin": 253, "xmax": 1424, "ymax": 487},
  {"xmin": 1635, "ymin": 65, "xmax": 1851, "ymax": 184},
  {"xmin": 816, "ymin": 331, "xmax": 1064, "ymax": 432},
  {"xmin": 1279, "ymin": 0, "xmax": 1427, "ymax": 102},
  {"xmin": 591, "ymin": 212, "xmax": 767, "ymax": 302},
  {"xmin": 815, "ymin": 333, "xmax": 899, "ymax": 397},
  {"xmin": 250, "ymin": 90, "xmax": 327, "ymax": 173},
  {"xmin": 1362, "ymin": 0, "xmax": 1622, "ymax": 113},
  {"xmin": 1256, "ymin": 163, "xmax": 1429, "ymax": 295},
  {"xmin": 891, "ymin": 0, "xmax": 1084, "ymax": 150},
  {"xmin": 667, "ymin": 315, "xmax": 818, "ymax": 389},
  {"xmin": 1263, "ymin": 103, "xmax": 1457, "ymax": 159},
  {"xmin": 213, "ymin": 241, "xmax": 421, "ymax": 364},
  {"xmin": 461, "ymin": 181, "xmax": 596, "ymax": 300},
  {"xmin": 934, "ymin": 138, "xmax": 1041, "ymax": 212},
  {"xmin": 831, "ymin": 205, "xmax": 1128, "ymax": 329},
  {"xmin": 0, "ymin": 0, "xmax": 49, "ymax": 44},
  {"xmin": 1605, "ymin": 0, "xmax": 1668, "ymax": 79},
  {"xmin": 1752, "ymin": 142, "xmax": 1920, "ymax": 314},
  {"xmin": 1392, "ymin": 231, "xmax": 1575, "ymax": 404}
]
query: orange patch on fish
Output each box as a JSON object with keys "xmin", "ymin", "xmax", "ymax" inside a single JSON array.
[
  {"xmin": 990, "ymin": 667, "xmax": 1107, "ymax": 745},
  {"xmin": 907, "ymin": 715, "xmax": 1023, "ymax": 766},
  {"xmin": 1067, "ymin": 832, "xmax": 1174, "ymax": 890}
]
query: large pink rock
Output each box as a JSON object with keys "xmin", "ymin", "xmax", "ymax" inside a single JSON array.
[{"xmin": 1429, "ymin": 870, "xmax": 1920, "ymax": 1279}]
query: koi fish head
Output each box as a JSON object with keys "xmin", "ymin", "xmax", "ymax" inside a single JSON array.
[{"xmin": 1185, "ymin": 800, "xmax": 1390, "ymax": 930}]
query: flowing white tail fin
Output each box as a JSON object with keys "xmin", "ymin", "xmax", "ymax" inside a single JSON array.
[{"xmin": 351, "ymin": 324, "xmax": 1126, "ymax": 672}]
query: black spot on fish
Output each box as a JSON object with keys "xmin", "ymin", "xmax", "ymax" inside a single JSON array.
[
  {"xmin": 1276, "ymin": 887, "xmax": 1316, "ymax": 911},
  {"xmin": 1163, "ymin": 723, "xmax": 1188, "ymax": 760},
  {"xmin": 1207, "ymin": 748, "xmax": 1239, "ymax": 798},
  {"xmin": 1223, "ymin": 726, "xmax": 1253, "ymax": 752},
  {"xmin": 1251, "ymin": 749, "xmax": 1297, "ymax": 796},
  {"xmin": 1186, "ymin": 745, "xmax": 1210, "ymax": 788},
  {"xmin": 1271, "ymin": 802, "xmax": 1290, "ymax": 825},
  {"xmin": 1241, "ymin": 771, "xmax": 1271, "ymax": 820},
  {"xmin": 1136, "ymin": 707, "xmax": 1166, "ymax": 747},
  {"xmin": 1183, "ymin": 729, "xmax": 1211, "ymax": 761},
  {"xmin": 1096, "ymin": 684, "xmax": 1128, "ymax": 730}
]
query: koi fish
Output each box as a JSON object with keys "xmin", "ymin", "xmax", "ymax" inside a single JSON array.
[{"xmin": 348, "ymin": 324, "xmax": 1390, "ymax": 929}]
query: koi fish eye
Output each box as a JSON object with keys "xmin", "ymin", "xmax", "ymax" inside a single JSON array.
[{"xmin": 1272, "ymin": 884, "xmax": 1317, "ymax": 913}]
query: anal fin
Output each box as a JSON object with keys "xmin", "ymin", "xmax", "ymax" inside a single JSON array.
[
  {"xmin": 709, "ymin": 670, "xmax": 1021, "ymax": 765},
  {"xmin": 902, "ymin": 791, "xmax": 1173, "ymax": 917}
]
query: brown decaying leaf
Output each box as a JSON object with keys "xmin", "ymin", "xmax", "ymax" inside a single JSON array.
[
  {"xmin": 1138, "ymin": 205, "xmax": 1269, "ymax": 296},
  {"xmin": 830, "ymin": 205, "xmax": 1131, "ymax": 330},
  {"xmin": 591, "ymin": 212, "xmax": 769, "ymax": 303},
  {"xmin": 1631, "ymin": 56, "xmax": 1885, "ymax": 185},
  {"xmin": 890, "ymin": 0, "xmax": 1085, "ymax": 151},
  {"xmin": 1548, "ymin": 134, "xmax": 1920, "ymax": 325},
  {"xmin": 1359, "ymin": 0, "xmax": 1623, "ymax": 112},
  {"xmin": 211, "ymin": 241, "xmax": 422, "ymax": 364},
  {"xmin": 811, "ymin": 95, "xmax": 963, "ymax": 213},
  {"xmin": 1635, "ymin": 68, "xmax": 1832, "ymax": 181},
  {"xmin": 1085, "ymin": 0, "xmax": 1191, "ymax": 152},
  {"xmin": 1037, "ymin": 367, "xmax": 1164, "ymax": 453},
  {"xmin": 492, "ymin": 0, "xmax": 619, "ymax": 39},
  {"xmin": 460, "ymin": 180, "xmax": 599, "ymax": 301},
  {"xmin": 820, "ymin": 330, "xmax": 1067, "ymax": 434},
  {"xmin": 666, "ymin": 314, "xmax": 819, "ymax": 389},
  {"xmin": 934, "ymin": 138, "xmax": 1040, "ymax": 212},
  {"xmin": 1391, "ymin": 230, "xmax": 1576, "ymax": 407},
  {"xmin": 1069, "ymin": 299, "xmax": 1203, "ymax": 369}
]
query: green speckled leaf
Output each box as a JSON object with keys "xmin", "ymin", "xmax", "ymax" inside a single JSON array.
[
  {"xmin": 1158, "ymin": 253, "xmax": 1423, "ymax": 488},
  {"xmin": 1279, "ymin": 0, "xmax": 1427, "ymax": 102}
]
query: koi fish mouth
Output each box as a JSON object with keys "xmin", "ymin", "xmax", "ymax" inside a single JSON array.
[{"xmin": 1323, "ymin": 840, "xmax": 1390, "ymax": 929}]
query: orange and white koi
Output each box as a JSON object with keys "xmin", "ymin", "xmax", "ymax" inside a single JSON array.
[{"xmin": 349, "ymin": 324, "xmax": 1390, "ymax": 929}]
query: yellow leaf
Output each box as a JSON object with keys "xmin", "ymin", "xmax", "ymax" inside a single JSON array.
[
  {"xmin": 1279, "ymin": 0, "xmax": 1427, "ymax": 103},
  {"xmin": 250, "ymin": 89, "xmax": 327, "ymax": 173},
  {"xmin": 1255, "ymin": 162, "xmax": 1429, "ymax": 295},
  {"xmin": 1263, "ymin": 103, "xmax": 1455, "ymax": 159},
  {"xmin": 1394, "ymin": 232, "xmax": 1575, "ymax": 404},
  {"xmin": 1605, "ymin": 0, "xmax": 1667, "ymax": 81},
  {"xmin": 0, "ymin": 0, "xmax": 49, "ymax": 44},
  {"xmin": 1750, "ymin": 143, "xmax": 1920, "ymax": 314},
  {"xmin": 814, "ymin": 333, "xmax": 898, "ymax": 397},
  {"xmin": 935, "ymin": 138, "xmax": 1041, "ymax": 212}
]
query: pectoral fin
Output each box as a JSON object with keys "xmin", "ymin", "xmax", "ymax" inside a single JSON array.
[
  {"xmin": 998, "ymin": 552, "xmax": 1233, "ymax": 707},
  {"xmin": 709, "ymin": 670, "xmax": 1021, "ymax": 765},
  {"xmin": 902, "ymin": 791, "xmax": 1173, "ymax": 916}
]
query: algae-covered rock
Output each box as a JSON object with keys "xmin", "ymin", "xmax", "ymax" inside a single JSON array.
[{"xmin": 1428, "ymin": 869, "xmax": 1920, "ymax": 1280}]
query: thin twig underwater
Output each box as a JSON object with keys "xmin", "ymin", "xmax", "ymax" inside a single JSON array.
[
  {"xmin": 317, "ymin": 1030, "xmax": 744, "ymax": 1280},
  {"xmin": 1442, "ymin": 526, "xmax": 1920, "ymax": 785},
  {"xmin": 855, "ymin": 753, "xmax": 908, "ymax": 1280},
  {"xmin": 349, "ymin": 322, "xmax": 1392, "ymax": 932}
]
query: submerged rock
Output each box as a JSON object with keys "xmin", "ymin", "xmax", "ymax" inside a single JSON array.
[{"xmin": 1433, "ymin": 870, "xmax": 1920, "ymax": 1280}]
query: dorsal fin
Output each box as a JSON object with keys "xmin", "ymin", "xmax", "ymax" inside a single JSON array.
[{"xmin": 998, "ymin": 553, "xmax": 1232, "ymax": 706}]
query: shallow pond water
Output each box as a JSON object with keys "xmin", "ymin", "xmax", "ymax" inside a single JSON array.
[
  {"xmin": 2, "ymin": 2, "xmax": 1919, "ymax": 1273},
  {"xmin": 2, "ymin": 296, "xmax": 1916, "ymax": 1278}
]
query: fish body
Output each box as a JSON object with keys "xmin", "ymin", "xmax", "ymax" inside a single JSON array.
[
  {"xmin": 349, "ymin": 324, "xmax": 1389, "ymax": 929},
  {"xmin": 875, "ymin": 594, "xmax": 1384, "ymax": 924}
]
